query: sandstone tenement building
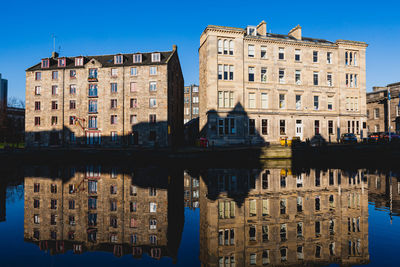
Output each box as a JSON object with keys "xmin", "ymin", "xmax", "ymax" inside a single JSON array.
[
  {"xmin": 199, "ymin": 168, "xmax": 369, "ymax": 266},
  {"xmin": 199, "ymin": 21, "xmax": 368, "ymax": 145},
  {"xmin": 366, "ymin": 82, "xmax": 400, "ymax": 134},
  {"xmin": 25, "ymin": 46, "xmax": 184, "ymax": 147},
  {"xmin": 184, "ymin": 84, "xmax": 199, "ymax": 124},
  {"xmin": 23, "ymin": 166, "xmax": 184, "ymax": 260}
]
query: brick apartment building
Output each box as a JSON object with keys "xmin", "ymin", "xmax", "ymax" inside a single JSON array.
[
  {"xmin": 25, "ymin": 46, "xmax": 184, "ymax": 148},
  {"xmin": 199, "ymin": 21, "xmax": 368, "ymax": 145}
]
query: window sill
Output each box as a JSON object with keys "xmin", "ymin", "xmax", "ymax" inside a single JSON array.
[{"xmin": 88, "ymin": 95, "xmax": 98, "ymax": 98}]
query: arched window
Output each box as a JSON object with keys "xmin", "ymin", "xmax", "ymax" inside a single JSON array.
[
  {"xmin": 229, "ymin": 40, "xmax": 234, "ymax": 55},
  {"xmin": 224, "ymin": 40, "xmax": 228, "ymax": 55},
  {"xmin": 218, "ymin": 40, "xmax": 223, "ymax": 54}
]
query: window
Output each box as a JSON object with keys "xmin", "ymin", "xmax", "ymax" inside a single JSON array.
[
  {"xmin": 248, "ymin": 44, "xmax": 255, "ymax": 57},
  {"xmin": 229, "ymin": 40, "xmax": 234, "ymax": 55},
  {"xmin": 34, "ymin": 199, "xmax": 40, "ymax": 208},
  {"xmin": 89, "ymin": 100, "xmax": 97, "ymax": 113},
  {"xmin": 111, "ymin": 99, "xmax": 117, "ymax": 109},
  {"xmin": 295, "ymin": 49, "xmax": 301, "ymax": 61},
  {"xmin": 250, "ymin": 254, "xmax": 256, "ymax": 265},
  {"xmin": 261, "ymin": 46, "xmax": 267, "ymax": 59},
  {"xmin": 328, "ymin": 96, "xmax": 333, "ymax": 110},
  {"xmin": 75, "ymin": 57, "xmax": 83, "ymax": 66},
  {"xmin": 88, "ymin": 180, "xmax": 98, "ymax": 194},
  {"xmin": 150, "ymin": 66, "xmax": 157, "ymax": 75},
  {"xmin": 70, "ymin": 70, "xmax": 76, "ymax": 78},
  {"xmin": 315, "ymin": 120, "xmax": 320, "ymax": 134},
  {"xmin": 127, "ymin": 98, "xmax": 137, "ymax": 110},
  {"xmin": 149, "ymin": 98, "xmax": 157, "ymax": 108},
  {"xmin": 297, "ymin": 197, "xmax": 303, "ymax": 212},
  {"xmin": 35, "ymin": 72, "xmax": 41, "ymax": 81},
  {"xmin": 263, "ymin": 250, "xmax": 270, "ymax": 265},
  {"xmin": 151, "ymin": 53, "xmax": 160, "ymax": 62},
  {"xmin": 69, "ymin": 199, "xmax": 75, "ymax": 209},
  {"xmin": 150, "ymin": 202, "xmax": 157, "ymax": 213},
  {"xmin": 295, "ymin": 70, "xmax": 301, "ymax": 85},
  {"xmin": 51, "ymin": 199, "xmax": 57, "ymax": 209},
  {"xmin": 110, "ymin": 185, "xmax": 117, "ymax": 194},
  {"xmin": 193, "ymin": 107, "xmax": 199, "ymax": 114},
  {"xmin": 296, "ymin": 95, "xmax": 301, "ymax": 110},
  {"xmin": 34, "ymin": 117, "xmax": 40, "ymax": 126},
  {"xmin": 34, "ymin": 214, "xmax": 40, "ymax": 224},
  {"xmin": 280, "ymin": 120, "xmax": 286, "ymax": 135},
  {"xmin": 149, "ymin": 81, "xmax": 157, "ymax": 91},
  {"xmin": 278, "ymin": 47, "xmax": 284, "ymax": 60},
  {"xmin": 327, "ymin": 73, "xmax": 333, "ymax": 86},
  {"xmin": 218, "ymin": 39, "xmax": 223, "ymax": 54},
  {"xmin": 52, "ymin": 71, "xmax": 58, "ymax": 80},
  {"xmin": 261, "ymin": 67, "xmax": 267, "ymax": 82},
  {"xmin": 218, "ymin": 91, "xmax": 234, "ymax": 108},
  {"xmin": 111, "ymin": 68, "xmax": 118, "ymax": 77},
  {"xmin": 229, "ymin": 65, "xmax": 234, "ymax": 80},
  {"xmin": 111, "ymin": 83, "xmax": 117, "ymax": 93},
  {"xmin": 34, "ymin": 183, "xmax": 40, "ymax": 192},
  {"xmin": 315, "ymin": 221, "xmax": 321, "ymax": 237},
  {"xmin": 51, "ymin": 116, "xmax": 58, "ymax": 125},
  {"xmin": 297, "ymin": 222, "xmax": 303, "ymax": 237},
  {"xmin": 314, "ymin": 96, "xmax": 319, "ymax": 110},
  {"xmin": 150, "ymin": 219, "xmax": 157, "ymax": 230},
  {"xmin": 248, "ymin": 93, "xmax": 256, "ymax": 108},
  {"xmin": 262, "ymin": 199, "xmax": 268, "ymax": 215},
  {"xmin": 328, "ymin": 120, "xmax": 334, "ymax": 135},
  {"xmin": 111, "ymin": 115, "xmax": 117, "ymax": 124},
  {"xmin": 70, "ymin": 100, "xmax": 76, "ymax": 110},
  {"xmin": 249, "ymin": 119, "xmax": 255, "ymax": 135},
  {"xmin": 279, "ymin": 69, "xmax": 285, "ymax": 83},
  {"xmin": 261, "ymin": 119, "xmax": 268, "ymax": 135},
  {"xmin": 130, "ymin": 114, "xmax": 137, "ymax": 124},
  {"xmin": 41, "ymin": 59, "xmax": 49, "ymax": 68},
  {"xmin": 34, "ymin": 86, "xmax": 41, "ymax": 95},
  {"xmin": 218, "ymin": 65, "xmax": 222, "ymax": 80},
  {"xmin": 89, "ymin": 84, "xmax": 98, "ymax": 97},
  {"xmin": 280, "ymin": 199, "xmax": 286, "ymax": 214},
  {"xmin": 279, "ymin": 94, "xmax": 285, "ymax": 109},
  {"xmin": 133, "ymin": 54, "xmax": 142, "ymax": 63},
  {"xmin": 52, "ymin": 101, "xmax": 58, "ymax": 110},
  {"xmin": 327, "ymin": 52, "xmax": 332, "ymax": 64},
  {"xmin": 52, "ymin": 85, "xmax": 58, "ymax": 95},
  {"xmin": 34, "ymin": 101, "xmax": 41, "ymax": 111},
  {"xmin": 261, "ymin": 93, "xmax": 268, "ymax": 109},
  {"xmin": 374, "ymin": 108, "xmax": 380, "ymax": 118},
  {"xmin": 114, "ymin": 55, "xmax": 123, "ymax": 64},
  {"xmin": 193, "ymin": 96, "xmax": 199, "ymax": 103},
  {"xmin": 218, "ymin": 201, "xmax": 235, "ymax": 218},
  {"xmin": 69, "ymin": 84, "xmax": 76, "ymax": 94},
  {"xmin": 249, "ymin": 225, "xmax": 256, "ymax": 240},
  {"xmin": 248, "ymin": 67, "xmax": 255, "ymax": 82},
  {"xmin": 313, "ymin": 51, "xmax": 318, "ymax": 62},
  {"xmin": 223, "ymin": 40, "xmax": 228, "ymax": 54},
  {"xmin": 217, "ymin": 118, "xmax": 236, "ymax": 136},
  {"xmin": 313, "ymin": 72, "xmax": 319, "ymax": 85},
  {"xmin": 280, "ymin": 224, "xmax": 287, "ymax": 241},
  {"xmin": 149, "ymin": 114, "xmax": 156, "ymax": 123}
]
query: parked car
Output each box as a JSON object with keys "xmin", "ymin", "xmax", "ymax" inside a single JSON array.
[
  {"xmin": 309, "ymin": 134, "xmax": 327, "ymax": 147},
  {"xmin": 382, "ymin": 132, "xmax": 400, "ymax": 142},
  {"xmin": 368, "ymin": 132, "xmax": 381, "ymax": 143},
  {"xmin": 340, "ymin": 133, "xmax": 357, "ymax": 144}
]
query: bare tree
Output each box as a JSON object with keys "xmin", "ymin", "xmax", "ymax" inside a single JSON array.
[{"xmin": 8, "ymin": 97, "xmax": 25, "ymax": 108}]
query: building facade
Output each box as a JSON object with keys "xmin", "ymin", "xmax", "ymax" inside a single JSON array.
[
  {"xmin": 23, "ymin": 166, "xmax": 184, "ymax": 259},
  {"xmin": 366, "ymin": 82, "xmax": 400, "ymax": 134},
  {"xmin": 199, "ymin": 21, "xmax": 368, "ymax": 145},
  {"xmin": 199, "ymin": 167, "xmax": 369, "ymax": 266},
  {"xmin": 184, "ymin": 84, "xmax": 199, "ymax": 124},
  {"xmin": 25, "ymin": 46, "xmax": 184, "ymax": 148},
  {"xmin": 0, "ymin": 73, "xmax": 7, "ymax": 110}
]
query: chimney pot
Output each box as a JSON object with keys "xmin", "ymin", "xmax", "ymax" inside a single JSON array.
[{"xmin": 52, "ymin": 51, "xmax": 59, "ymax": 58}]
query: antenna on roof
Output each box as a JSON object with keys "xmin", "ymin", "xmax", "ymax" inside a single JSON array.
[
  {"xmin": 58, "ymin": 45, "xmax": 62, "ymax": 54},
  {"xmin": 51, "ymin": 34, "xmax": 57, "ymax": 52}
]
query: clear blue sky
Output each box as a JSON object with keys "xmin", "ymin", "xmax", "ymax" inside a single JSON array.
[{"xmin": 0, "ymin": 0, "xmax": 399, "ymax": 101}]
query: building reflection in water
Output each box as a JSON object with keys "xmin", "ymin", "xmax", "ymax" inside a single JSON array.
[
  {"xmin": 23, "ymin": 166, "xmax": 184, "ymax": 262},
  {"xmin": 199, "ymin": 168, "xmax": 370, "ymax": 266},
  {"xmin": 184, "ymin": 171, "xmax": 199, "ymax": 210}
]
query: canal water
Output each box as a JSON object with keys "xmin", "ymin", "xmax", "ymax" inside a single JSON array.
[{"xmin": 0, "ymin": 163, "xmax": 399, "ymax": 266}]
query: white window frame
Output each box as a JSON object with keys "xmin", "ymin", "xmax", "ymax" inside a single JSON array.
[{"xmin": 151, "ymin": 53, "xmax": 160, "ymax": 62}]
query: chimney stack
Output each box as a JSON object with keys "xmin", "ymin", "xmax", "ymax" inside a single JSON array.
[
  {"xmin": 256, "ymin": 20, "xmax": 267, "ymax": 36},
  {"xmin": 52, "ymin": 51, "xmax": 59, "ymax": 58},
  {"xmin": 288, "ymin": 25, "xmax": 302, "ymax": 40}
]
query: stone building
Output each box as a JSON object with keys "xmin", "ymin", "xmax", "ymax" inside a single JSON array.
[
  {"xmin": 199, "ymin": 21, "xmax": 368, "ymax": 145},
  {"xmin": 184, "ymin": 171, "xmax": 199, "ymax": 209},
  {"xmin": 25, "ymin": 46, "xmax": 184, "ymax": 148},
  {"xmin": 199, "ymin": 168, "xmax": 369, "ymax": 266},
  {"xmin": 184, "ymin": 84, "xmax": 199, "ymax": 124},
  {"xmin": 23, "ymin": 166, "xmax": 184, "ymax": 260},
  {"xmin": 366, "ymin": 82, "xmax": 400, "ymax": 133}
]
